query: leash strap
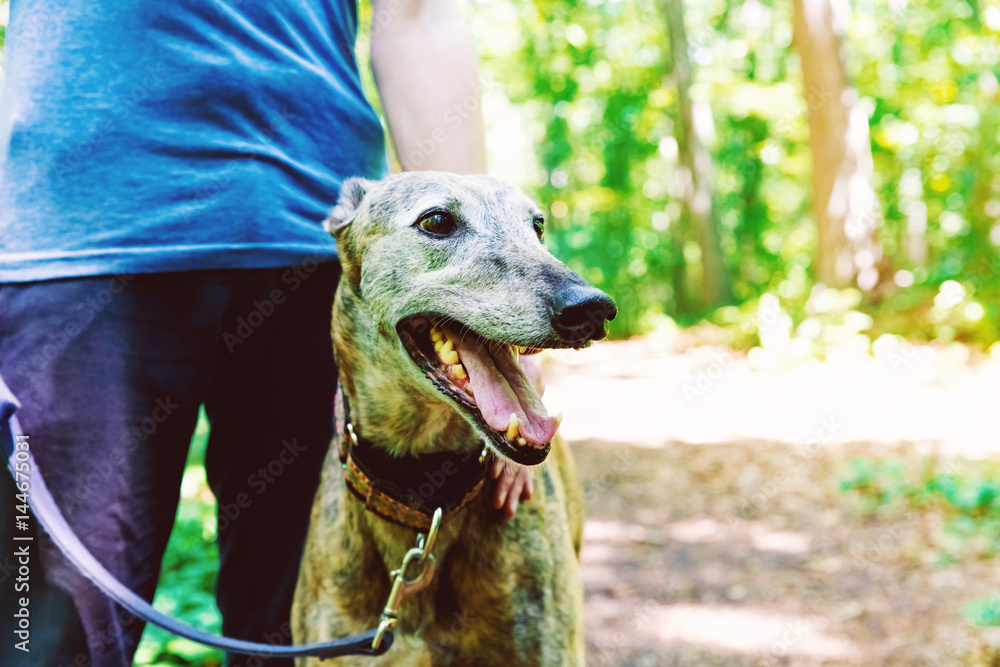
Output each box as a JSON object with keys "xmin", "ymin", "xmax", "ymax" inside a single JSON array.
[{"xmin": 0, "ymin": 377, "xmax": 392, "ymax": 660}]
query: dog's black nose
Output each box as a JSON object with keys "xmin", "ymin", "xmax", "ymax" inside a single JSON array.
[{"xmin": 551, "ymin": 286, "xmax": 617, "ymax": 343}]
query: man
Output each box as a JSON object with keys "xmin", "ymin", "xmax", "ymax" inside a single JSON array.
[{"xmin": 0, "ymin": 1, "xmax": 533, "ymax": 665}]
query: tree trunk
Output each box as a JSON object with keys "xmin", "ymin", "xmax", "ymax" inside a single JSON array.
[
  {"xmin": 792, "ymin": 0, "xmax": 881, "ymax": 289},
  {"xmin": 664, "ymin": 0, "xmax": 731, "ymax": 309}
]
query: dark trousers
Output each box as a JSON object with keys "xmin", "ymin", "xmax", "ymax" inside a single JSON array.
[{"xmin": 0, "ymin": 261, "xmax": 339, "ymax": 667}]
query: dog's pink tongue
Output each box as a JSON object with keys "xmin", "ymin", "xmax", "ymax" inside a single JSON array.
[{"xmin": 452, "ymin": 333, "xmax": 557, "ymax": 446}]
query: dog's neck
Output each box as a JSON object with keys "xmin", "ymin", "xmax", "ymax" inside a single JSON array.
[{"xmin": 332, "ymin": 287, "xmax": 478, "ymax": 458}]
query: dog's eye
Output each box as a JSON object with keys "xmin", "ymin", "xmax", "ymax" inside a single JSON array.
[
  {"xmin": 532, "ymin": 216, "xmax": 545, "ymax": 241},
  {"xmin": 417, "ymin": 212, "xmax": 456, "ymax": 237}
]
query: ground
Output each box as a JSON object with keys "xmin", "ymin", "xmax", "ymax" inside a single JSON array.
[{"xmin": 540, "ymin": 337, "xmax": 1000, "ymax": 666}]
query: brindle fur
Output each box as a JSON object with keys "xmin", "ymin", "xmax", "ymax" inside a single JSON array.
[{"xmin": 292, "ymin": 173, "xmax": 592, "ymax": 666}]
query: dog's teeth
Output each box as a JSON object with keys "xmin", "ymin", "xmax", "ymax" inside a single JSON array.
[
  {"xmin": 434, "ymin": 339, "xmax": 445, "ymax": 352},
  {"xmin": 438, "ymin": 339, "xmax": 458, "ymax": 364},
  {"xmin": 430, "ymin": 329, "xmax": 443, "ymax": 342},
  {"xmin": 506, "ymin": 413, "xmax": 519, "ymax": 440},
  {"xmin": 517, "ymin": 437, "xmax": 527, "ymax": 446},
  {"xmin": 555, "ymin": 412, "xmax": 564, "ymax": 430},
  {"xmin": 516, "ymin": 346, "xmax": 527, "ymax": 354},
  {"xmin": 452, "ymin": 364, "xmax": 467, "ymax": 379}
]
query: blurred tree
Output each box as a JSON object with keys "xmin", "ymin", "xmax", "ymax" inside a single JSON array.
[
  {"xmin": 664, "ymin": 0, "xmax": 732, "ymax": 309},
  {"xmin": 791, "ymin": 0, "xmax": 882, "ymax": 289}
]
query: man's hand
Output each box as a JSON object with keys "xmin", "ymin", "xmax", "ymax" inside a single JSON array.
[{"xmin": 489, "ymin": 459, "xmax": 534, "ymax": 520}]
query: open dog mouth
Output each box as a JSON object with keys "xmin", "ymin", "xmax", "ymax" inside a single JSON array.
[{"xmin": 396, "ymin": 315, "xmax": 559, "ymax": 466}]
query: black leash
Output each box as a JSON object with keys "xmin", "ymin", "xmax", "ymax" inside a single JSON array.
[{"xmin": 0, "ymin": 378, "xmax": 392, "ymax": 660}]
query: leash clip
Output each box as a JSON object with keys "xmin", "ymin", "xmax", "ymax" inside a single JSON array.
[
  {"xmin": 342, "ymin": 423, "xmax": 359, "ymax": 470},
  {"xmin": 372, "ymin": 507, "xmax": 443, "ymax": 652}
]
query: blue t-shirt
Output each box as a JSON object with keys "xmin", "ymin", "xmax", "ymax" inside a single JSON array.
[{"xmin": 0, "ymin": 0, "xmax": 387, "ymax": 282}]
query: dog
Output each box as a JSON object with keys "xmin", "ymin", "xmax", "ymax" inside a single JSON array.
[{"xmin": 291, "ymin": 172, "xmax": 617, "ymax": 666}]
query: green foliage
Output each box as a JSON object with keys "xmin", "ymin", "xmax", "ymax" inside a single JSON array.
[
  {"xmin": 837, "ymin": 457, "xmax": 911, "ymax": 511},
  {"xmin": 853, "ymin": 0, "xmax": 1000, "ymax": 347},
  {"xmin": 478, "ymin": 0, "xmax": 684, "ymax": 334},
  {"xmin": 838, "ymin": 456, "xmax": 1000, "ymax": 539},
  {"xmin": 838, "ymin": 455, "xmax": 1000, "ymax": 627},
  {"xmin": 473, "ymin": 0, "xmax": 1000, "ymax": 344}
]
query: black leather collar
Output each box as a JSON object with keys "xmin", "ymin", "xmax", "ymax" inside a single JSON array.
[
  {"xmin": 339, "ymin": 389, "xmax": 488, "ymax": 530},
  {"xmin": 348, "ymin": 434, "xmax": 487, "ymax": 515}
]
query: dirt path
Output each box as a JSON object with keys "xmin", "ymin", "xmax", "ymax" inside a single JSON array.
[{"xmin": 542, "ymin": 339, "xmax": 1000, "ymax": 666}]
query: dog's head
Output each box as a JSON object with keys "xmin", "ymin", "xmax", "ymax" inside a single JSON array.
[{"xmin": 327, "ymin": 172, "xmax": 616, "ymax": 465}]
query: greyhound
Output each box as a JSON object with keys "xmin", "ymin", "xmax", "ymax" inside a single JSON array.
[{"xmin": 291, "ymin": 172, "xmax": 617, "ymax": 666}]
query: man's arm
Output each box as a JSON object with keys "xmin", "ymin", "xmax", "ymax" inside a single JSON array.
[{"xmin": 369, "ymin": 0, "xmax": 487, "ymax": 173}]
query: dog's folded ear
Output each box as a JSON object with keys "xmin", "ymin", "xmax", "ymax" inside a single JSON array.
[{"xmin": 325, "ymin": 177, "xmax": 376, "ymax": 235}]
